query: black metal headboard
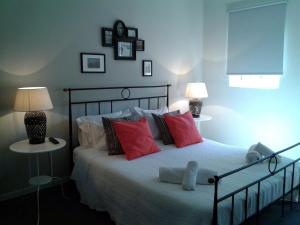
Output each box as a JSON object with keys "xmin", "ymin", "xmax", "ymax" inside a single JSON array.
[{"xmin": 63, "ymin": 84, "xmax": 171, "ymax": 155}]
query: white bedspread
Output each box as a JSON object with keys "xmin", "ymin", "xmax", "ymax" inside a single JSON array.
[{"xmin": 71, "ymin": 139, "xmax": 299, "ymax": 225}]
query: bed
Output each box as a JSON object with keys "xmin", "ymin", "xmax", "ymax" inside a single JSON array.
[{"xmin": 63, "ymin": 84, "xmax": 300, "ymax": 225}]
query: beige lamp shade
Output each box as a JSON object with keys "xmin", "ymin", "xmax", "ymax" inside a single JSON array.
[
  {"xmin": 185, "ymin": 83, "xmax": 208, "ymax": 99},
  {"xmin": 14, "ymin": 87, "xmax": 53, "ymax": 112}
]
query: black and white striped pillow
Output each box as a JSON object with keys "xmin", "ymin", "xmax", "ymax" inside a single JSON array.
[
  {"xmin": 102, "ymin": 117, "xmax": 129, "ymax": 155},
  {"xmin": 152, "ymin": 110, "xmax": 180, "ymax": 145}
]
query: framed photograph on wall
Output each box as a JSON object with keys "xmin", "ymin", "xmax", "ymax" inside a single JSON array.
[
  {"xmin": 127, "ymin": 27, "xmax": 138, "ymax": 39},
  {"xmin": 80, "ymin": 53, "xmax": 106, "ymax": 73},
  {"xmin": 114, "ymin": 20, "xmax": 127, "ymax": 38},
  {"xmin": 114, "ymin": 39, "xmax": 136, "ymax": 60},
  {"xmin": 136, "ymin": 39, "xmax": 145, "ymax": 51},
  {"xmin": 142, "ymin": 60, "xmax": 152, "ymax": 76},
  {"xmin": 102, "ymin": 28, "xmax": 113, "ymax": 47}
]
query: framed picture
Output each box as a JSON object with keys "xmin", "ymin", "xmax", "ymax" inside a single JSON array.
[
  {"xmin": 80, "ymin": 53, "xmax": 106, "ymax": 73},
  {"xmin": 127, "ymin": 27, "xmax": 138, "ymax": 39},
  {"xmin": 102, "ymin": 28, "xmax": 113, "ymax": 47},
  {"xmin": 114, "ymin": 39, "xmax": 136, "ymax": 60},
  {"xmin": 113, "ymin": 20, "xmax": 127, "ymax": 38},
  {"xmin": 142, "ymin": 60, "xmax": 152, "ymax": 76},
  {"xmin": 136, "ymin": 39, "xmax": 145, "ymax": 51}
]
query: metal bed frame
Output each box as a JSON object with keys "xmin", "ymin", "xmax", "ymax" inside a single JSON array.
[
  {"xmin": 63, "ymin": 84, "xmax": 170, "ymax": 153},
  {"xmin": 63, "ymin": 84, "xmax": 300, "ymax": 225},
  {"xmin": 212, "ymin": 142, "xmax": 300, "ymax": 225}
]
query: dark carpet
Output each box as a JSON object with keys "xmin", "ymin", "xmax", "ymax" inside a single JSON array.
[{"xmin": 1, "ymin": 182, "xmax": 300, "ymax": 225}]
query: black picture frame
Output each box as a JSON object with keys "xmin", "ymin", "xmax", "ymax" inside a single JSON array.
[
  {"xmin": 101, "ymin": 28, "xmax": 113, "ymax": 47},
  {"xmin": 113, "ymin": 20, "xmax": 127, "ymax": 38},
  {"xmin": 114, "ymin": 38, "xmax": 136, "ymax": 60},
  {"xmin": 142, "ymin": 60, "xmax": 152, "ymax": 76},
  {"xmin": 80, "ymin": 53, "xmax": 106, "ymax": 73},
  {"xmin": 127, "ymin": 27, "xmax": 138, "ymax": 39},
  {"xmin": 136, "ymin": 39, "xmax": 145, "ymax": 51}
]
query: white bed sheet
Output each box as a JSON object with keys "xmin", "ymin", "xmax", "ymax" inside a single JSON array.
[{"xmin": 71, "ymin": 139, "xmax": 299, "ymax": 225}]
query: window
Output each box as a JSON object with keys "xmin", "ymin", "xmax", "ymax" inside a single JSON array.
[
  {"xmin": 228, "ymin": 75, "xmax": 281, "ymax": 89},
  {"xmin": 227, "ymin": 0, "xmax": 286, "ymax": 89}
]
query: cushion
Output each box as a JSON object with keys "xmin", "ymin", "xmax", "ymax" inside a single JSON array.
[
  {"xmin": 164, "ymin": 112, "xmax": 203, "ymax": 148},
  {"xmin": 102, "ymin": 117, "xmax": 129, "ymax": 155},
  {"xmin": 152, "ymin": 110, "xmax": 180, "ymax": 145},
  {"xmin": 76, "ymin": 109, "xmax": 130, "ymax": 149},
  {"xmin": 130, "ymin": 106, "xmax": 168, "ymax": 139},
  {"xmin": 112, "ymin": 117, "xmax": 160, "ymax": 160}
]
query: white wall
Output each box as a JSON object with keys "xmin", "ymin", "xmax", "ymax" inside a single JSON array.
[
  {"xmin": 0, "ymin": 0, "xmax": 204, "ymax": 197},
  {"xmin": 202, "ymin": 0, "xmax": 300, "ymax": 156}
]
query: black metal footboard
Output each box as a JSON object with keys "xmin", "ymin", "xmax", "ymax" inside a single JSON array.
[{"xmin": 212, "ymin": 142, "xmax": 300, "ymax": 225}]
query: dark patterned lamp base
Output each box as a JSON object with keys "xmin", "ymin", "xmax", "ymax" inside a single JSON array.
[
  {"xmin": 189, "ymin": 100, "xmax": 203, "ymax": 118},
  {"xmin": 24, "ymin": 111, "xmax": 47, "ymax": 144}
]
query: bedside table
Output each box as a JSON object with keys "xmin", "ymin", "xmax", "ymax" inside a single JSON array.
[
  {"xmin": 193, "ymin": 114, "xmax": 212, "ymax": 132},
  {"xmin": 9, "ymin": 137, "xmax": 66, "ymax": 225}
]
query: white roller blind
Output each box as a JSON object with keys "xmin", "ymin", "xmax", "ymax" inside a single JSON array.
[{"xmin": 227, "ymin": 0, "xmax": 286, "ymax": 75}]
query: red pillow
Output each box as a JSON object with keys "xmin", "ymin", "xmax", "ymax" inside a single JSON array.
[
  {"xmin": 164, "ymin": 112, "xmax": 203, "ymax": 148},
  {"xmin": 112, "ymin": 117, "xmax": 160, "ymax": 160}
]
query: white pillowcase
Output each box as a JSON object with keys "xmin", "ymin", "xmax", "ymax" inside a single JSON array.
[
  {"xmin": 131, "ymin": 106, "xmax": 168, "ymax": 139},
  {"xmin": 76, "ymin": 109, "xmax": 131, "ymax": 149},
  {"xmin": 133, "ymin": 106, "xmax": 168, "ymax": 115}
]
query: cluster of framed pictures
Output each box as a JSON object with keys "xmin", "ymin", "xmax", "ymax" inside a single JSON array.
[
  {"xmin": 80, "ymin": 20, "xmax": 151, "ymax": 76},
  {"xmin": 102, "ymin": 20, "xmax": 145, "ymax": 60}
]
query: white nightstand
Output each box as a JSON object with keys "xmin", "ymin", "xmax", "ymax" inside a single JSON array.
[
  {"xmin": 9, "ymin": 137, "xmax": 66, "ymax": 225},
  {"xmin": 193, "ymin": 114, "xmax": 212, "ymax": 132}
]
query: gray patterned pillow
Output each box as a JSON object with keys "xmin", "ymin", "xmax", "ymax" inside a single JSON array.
[
  {"xmin": 152, "ymin": 110, "xmax": 180, "ymax": 145},
  {"xmin": 130, "ymin": 106, "xmax": 168, "ymax": 139},
  {"xmin": 102, "ymin": 117, "xmax": 129, "ymax": 155}
]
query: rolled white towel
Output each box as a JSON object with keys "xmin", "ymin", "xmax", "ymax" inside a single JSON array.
[
  {"xmin": 159, "ymin": 167, "xmax": 184, "ymax": 184},
  {"xmin": 250, "ymin": 142, "xmax": 281, "ymax": 163},
  {"xmin": 182, "ymin": 161, "xmax": 199, "ymax": 191},
  {"xmin": 159, "ymin": 167, "xmax": 217, "ymax": 185},
  {"xmin": 197, "ymin": 168, "xmax": 218, "ymax": 184},
  {"xmin": 246, "ymin": 150, "xmax": 262, "ymax": 163},
  {"xmin": 255, "ymin": 142, "xmax": 274, "ymax": 156}
]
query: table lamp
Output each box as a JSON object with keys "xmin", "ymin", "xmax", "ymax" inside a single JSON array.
[
  {"xmin": 185, "ymin": 82, "xmax": 208, "ymax": 118},
  {"xmin": 14, "ymin": 87, "xmax": 53, "ymax": 144}
]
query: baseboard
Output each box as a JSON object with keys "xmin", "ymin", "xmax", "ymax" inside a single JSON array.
[{"xmin": 0, "ymin": 176, "xmax": 69, "ymax": 202}]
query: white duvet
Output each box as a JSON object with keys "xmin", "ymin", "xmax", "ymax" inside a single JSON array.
[{"xmin": 71, "ymin": 139, "xmax": 299, "ymax": 225}]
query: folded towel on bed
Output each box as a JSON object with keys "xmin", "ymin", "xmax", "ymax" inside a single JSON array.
[
  {"xmin": 255, "ymin": 142, "xmax": 276, "ymax": 157},
  {"xmin": 247, "ymin": 142, "xmax": 281, "ymax": 163},
  {"xmin": 246, "ymin": 150, "xmax": 262, "ymax": 163},
  {"xmin": 159, "ymin": 167, "xmax": 217, "ymax": 185},
  {"xmin": 182, "ymin": 161, "xmax": 199, "ymax": 191}
]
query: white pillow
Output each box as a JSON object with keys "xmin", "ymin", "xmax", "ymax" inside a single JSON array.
[
  {"xmin": 131, "ymin": 106, "xmax": 168, "ymax": 139},
  {"xmin": 76, "ymin": 109, "xmax": 131, "ymax": 149},
  {"xmin": 133, "ymin": 106, "xmax": 168, "ymax": 115}
]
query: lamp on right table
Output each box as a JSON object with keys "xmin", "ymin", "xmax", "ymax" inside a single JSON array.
[{"xmin": 185, "ymin": 82, "xmax": 208, "ymax": 118}]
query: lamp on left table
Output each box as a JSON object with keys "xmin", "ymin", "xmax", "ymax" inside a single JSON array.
[{"xmin": 14, "ymin": 87, "xmax": 53, "ymax": 144}]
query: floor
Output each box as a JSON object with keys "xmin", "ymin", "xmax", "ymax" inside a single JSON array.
[
  {"xmin": 0, "ymin": 183, "xmax": 114, "ymax": 225},
  {"xmin": 1, "ymin": 182, "xmax": 300, "ymax": 225}
]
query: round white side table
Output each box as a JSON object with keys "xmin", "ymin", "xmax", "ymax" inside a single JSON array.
[
  {"xmin": 9, "ymin": 137, "xmax": 66, "ymax": 225},
  {"xmin": 193, "ymin": 114, "xmax": 212, "ymax": 132}
]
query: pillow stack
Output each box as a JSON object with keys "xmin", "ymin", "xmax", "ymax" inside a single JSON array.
[{"xmin": 76, "ymin": 107, "xmax": 204, "ymax": 161}]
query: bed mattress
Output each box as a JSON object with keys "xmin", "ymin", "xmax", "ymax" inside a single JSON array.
[{"xmin": 71, "ymin": 139, "xmax": 299, "ymax": 225}]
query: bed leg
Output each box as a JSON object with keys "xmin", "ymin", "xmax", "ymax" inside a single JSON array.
[
  {"xmin": 298, "ymin": 173, "xmax": 300, "ymax": 204},
  {"xmin": 256, "ymin": 181, "xmax": 261, "ymax": 225},
  {"xmin": 282, "ymin": 168, "xmax": 287, "ymax": 217},
  {"xmin": 212, "ymin": 176, "xmax": 219, "ymax": 225}
]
